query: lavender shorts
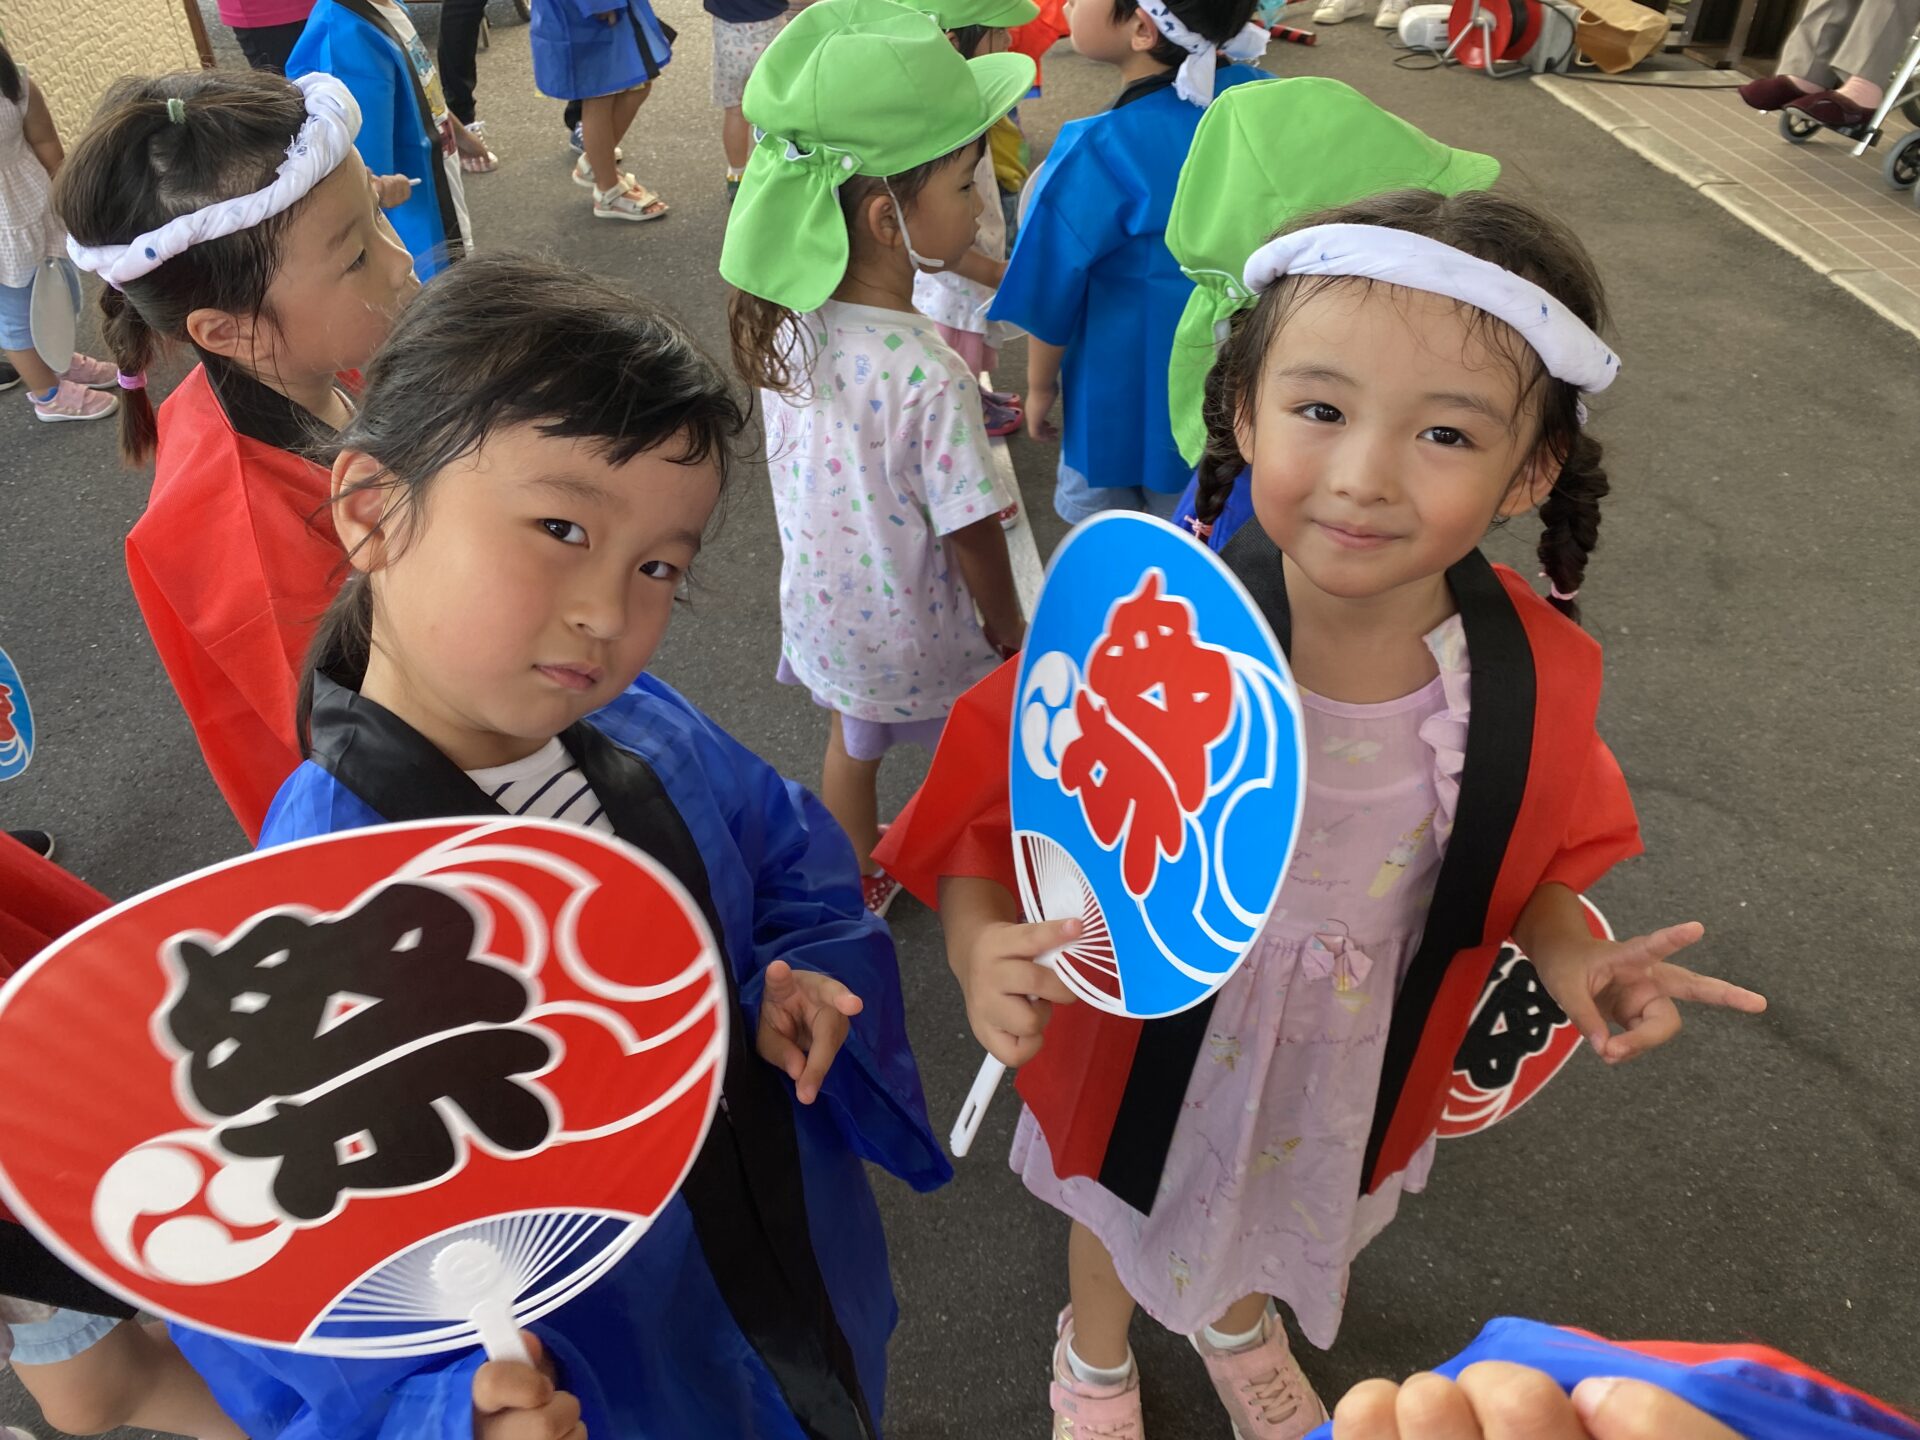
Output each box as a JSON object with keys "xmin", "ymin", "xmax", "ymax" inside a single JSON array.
[{"xmin": 776, "ymin": 657, "xmax": 948, "ymax": 761}]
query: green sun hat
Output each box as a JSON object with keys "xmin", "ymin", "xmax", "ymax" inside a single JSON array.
[
  {"xmin": 1166, "ymin": 77, "xmax": 1501, "ymax": 466},
  {"xmin": 904, "ymin": 0, "xmax": 1043, "ymax": 30},
  {"xmin": 721, "ymin": 0, "xmax": 1036, "ymax": 313}
]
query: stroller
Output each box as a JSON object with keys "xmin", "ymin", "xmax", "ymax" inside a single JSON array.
[{"xmin": 1778, "ymin": 10, "xmax": 1920, "ymax": 208}]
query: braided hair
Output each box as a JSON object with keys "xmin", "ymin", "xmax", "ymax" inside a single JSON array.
[{"xmin": 1195, "ymin": 189, "xmax": 1612, "ymax": 622}]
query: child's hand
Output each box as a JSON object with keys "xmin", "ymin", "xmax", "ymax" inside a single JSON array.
[
  {"xmin": 472, "ymin": 1333, "xmax": 586, "ymax": 1440},
  {"xmin": 374, "ymin": 173, "xmax": 413, "ymax": 208},
  {"xmin": 1025, "ymin": 381, "xmax": 1060, "ymax": 442},
  {"xmin": 956, "ymin": 917, "xmax": 1080, "ymax": 1067},
  {"xmin": 1333, "ymin": 1363, "xmax": 1743, "ymax": 1440},
  {"xmin": 756, "ymin": 959, "xmax": 864, "ymax": 1104},
  {"xmin": 1531, "ymin": 921, "xmax": 1766, "ymax": 1065}
]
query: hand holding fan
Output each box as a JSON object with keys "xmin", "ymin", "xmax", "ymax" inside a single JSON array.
[
  {"xmin": 952, "ymin": 513, "xmax": 1308, "ymax": 1156},
  {"xmin": 0, "ymin": 819, "xmax": 728, "ymax": 1363}
]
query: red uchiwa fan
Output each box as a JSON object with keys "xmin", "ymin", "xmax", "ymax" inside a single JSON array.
[{"xmin": 0, "ymin": 819, "xmax": 728, "ymax": 1361}]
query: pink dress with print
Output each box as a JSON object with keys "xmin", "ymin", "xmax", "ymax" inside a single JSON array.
[{"xmin": 1012, "ymin": 617, "xmax": 1472, "ymax": 1349}]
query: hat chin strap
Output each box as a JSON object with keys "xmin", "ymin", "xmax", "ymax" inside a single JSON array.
[{"xmin": 884, "ymin": 181, "xmax": 946, "ymax": 271}]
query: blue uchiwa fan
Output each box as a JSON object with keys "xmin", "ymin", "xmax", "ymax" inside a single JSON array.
[{"xmin": 951, "ymin": 513, "xmax": 1307, "ymax": 1155}]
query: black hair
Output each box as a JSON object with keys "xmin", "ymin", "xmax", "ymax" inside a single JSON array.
[
  {"xmin": 728, "ymin": 139, "xmax": 980, "ymax": 396},
  {"xmin": 0, "ymin": 41, "xmax": 20, "ymax": 106},
  {"xmin": 948, "ymin": 23, "xmax": 995, "ymax": 56},
  {"xmin": 299, "ymin": 254, "xmax": 749, "ymax": 742},
  {"xmin": 1111, "ymin": 0, "xmax": 1260, "ymax": 67},
  {"xmin": 1196, "ymin": 188, "xmax": 1612, "ymax": 622},
  {"xmin": 54, "ymin": 69, "xmax": 314, "ymax": 466}
]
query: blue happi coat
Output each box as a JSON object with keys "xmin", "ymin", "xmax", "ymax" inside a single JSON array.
[{"xmin": 170, "ymin": 672, "xmax": 951, "ymax": 1440}]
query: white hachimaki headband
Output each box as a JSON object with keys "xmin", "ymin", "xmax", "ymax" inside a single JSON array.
[
  {"xmin": 1243, "ymin": 223, "xmax": 1622, "ymax": 400},
  {"xmin": 67, "ymin": 73, "xmax": 363, "ymax": 292},
  {"xmin": 1133, "ymin": 0, "xmax": 1269, "ymax": 107}
]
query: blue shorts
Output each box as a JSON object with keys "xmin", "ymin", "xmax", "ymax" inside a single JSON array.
[
  {"xmin": 0, "ymin": 261, "xmax": 79, "ymax": 354},
  {"xmin": 1053, "ymin": 461, "xmax": 1183, "ymax": 526},
  {"xmin": 6, "ymin": 1306, "xmax": 117, "ymax": 1367}
]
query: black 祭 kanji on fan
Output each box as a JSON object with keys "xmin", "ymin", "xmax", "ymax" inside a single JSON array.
[
  {"xmin": 160, "ymin": 881, "xmax": 558, "ymax": 1220},
  {"xmin": 1456, "ymin": 953, "xmax": 1569, "ymax": 1091},
  {"xmin": 219, "ymin": 1027, "xmax": 557, "ymax": 1221},
  {"xmin": 163, "ymin": 881, "xmax": 535, "ymax": 1116}
]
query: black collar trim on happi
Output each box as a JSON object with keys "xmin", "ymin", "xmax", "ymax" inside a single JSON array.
[
  {"xmin": 1092, "ymin": 531, "xmax": 1536, "ymax": 1211},
  {"xmin": 202, "ymin": 354, "xmax": 335, "ymax": 459},
  {"xmin": 1112, "ymin": 69, "xmax": 1180, "ymax": 110},
  {"xmin": 306, "ymin": 673, "xmax": 878, "ymax": 1440}
]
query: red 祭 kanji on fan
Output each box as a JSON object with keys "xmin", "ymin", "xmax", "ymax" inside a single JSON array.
[{"xmin": 1058, "ymin": 573, "xmax": 1234, "ymax": 897}]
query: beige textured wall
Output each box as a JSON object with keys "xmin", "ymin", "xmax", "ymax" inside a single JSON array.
[{"xmin": 0, "ymin": 0, "xmax": 205, "ymax": 137}]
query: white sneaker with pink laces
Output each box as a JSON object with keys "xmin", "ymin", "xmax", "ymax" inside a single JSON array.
[
  {"xmin": 30, "ymin": 377, "xmax": 117, "ymax": 424},
  {"xmin": 62, "ymin": 353, "xmax": 117, "ymax": 388},
  {"xmin": 1191, "ymin": 1303, "xmax": 1326, "ymax": 1440},
  {"xmin": 1051, "ymin": 1307, "xmax": 1145, "ymax": 1439}
]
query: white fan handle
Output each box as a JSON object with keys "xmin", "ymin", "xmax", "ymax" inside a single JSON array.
[
  {"xmin": 472, "ymin": 1298, "xmax": 534, "ymax": 1366},
  {"xmin": 951, "ymin": 1054, "xmax": 1007, "ymax": 1157},
  {"xmin": 432, "ymin": 1238, "xmax": 534, "ymax": 1365}
]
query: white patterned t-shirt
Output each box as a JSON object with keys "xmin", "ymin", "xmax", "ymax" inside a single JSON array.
[{"xmin": 763, "ymin": 300, "xmax": 1015, "ymax": 725}]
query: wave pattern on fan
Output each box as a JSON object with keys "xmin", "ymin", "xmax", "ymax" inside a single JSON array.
[
  {"xmin": 1015, "ymin": 833, "xmax": 1119, "ymax": 1007},
  {"xmin": 312, "ymin": 1211, "xmax": 639, "ymax": 1354}
]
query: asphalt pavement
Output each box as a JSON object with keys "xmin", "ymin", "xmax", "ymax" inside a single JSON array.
[{"xmin": 0, "ymin": 5, "xmax": 1914, "ymax": 1435}]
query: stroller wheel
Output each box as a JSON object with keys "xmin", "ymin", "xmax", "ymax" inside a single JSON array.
[
  {"xmin": 1779, "ymin": 111, "xmax": 1821, "ymax": 143},
  {"xmin": 1885, "ymin": 133, "xmax": 1920, "ymax": 189}
]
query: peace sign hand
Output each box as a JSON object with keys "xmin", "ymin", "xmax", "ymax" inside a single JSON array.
[
  {"xmin": 1530, "ymin": 920, "xmax": 1767, "ymax": 1065},
  {"xmin": 755, "ymin": 960, "xmax": 865, "ymax": 1104}
]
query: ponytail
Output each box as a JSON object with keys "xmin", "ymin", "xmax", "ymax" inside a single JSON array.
[
  {"xmin": 99, "ymin": 288, "xmax": 162, "ymax": 465},
  {"xmin": 1535, "ymin": 427, "xmax": 1607, "ymax": 624},
  {"xmin": 0, "ymin": 42, "xmax": 21, "ymax": 106}
]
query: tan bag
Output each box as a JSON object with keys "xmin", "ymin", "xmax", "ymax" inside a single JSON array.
[{"xmin": 1575, "ymin": 0, "xmax": 1669, "ymax": 72}]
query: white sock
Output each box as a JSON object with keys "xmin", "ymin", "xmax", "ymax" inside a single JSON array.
[
  {"xmin": 1202, "ymin": 1311, "xmax": 1267, "ymax": 1352},
  {"xmin": 1066, "ymin": 1336, "xmax": 1134, "ymax": 1388}
]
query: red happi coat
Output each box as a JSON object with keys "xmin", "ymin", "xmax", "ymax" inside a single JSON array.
[
  {"xmin": 875, "ymin": 534, "xmax": 1643, "ymax": 1210},
  {"xmin": 126, "ymin": 361, "xmax": 355, "ymax": 842}
]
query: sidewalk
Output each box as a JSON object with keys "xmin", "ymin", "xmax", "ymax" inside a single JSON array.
[{"xmin": 1542, "ymin": 74, "xmax": 1920, "ymax": 337}]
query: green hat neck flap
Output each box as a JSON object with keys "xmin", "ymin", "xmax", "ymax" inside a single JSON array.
[
  {"xmin": 1165, "ymin": 77, "xmax": 1500, "ymax": 467},
  {"xmin": 720, "ymin": 0, "xmax": 1036, "ymax": 314},
  {"xmin": 905, "ymin": 0, "xmax": 1043, "ymax": 28}
]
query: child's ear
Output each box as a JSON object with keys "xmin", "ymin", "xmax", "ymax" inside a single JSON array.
[
  {"xmin": 862, "ymin": 189, "xmax": 904, "ymax": 252},
  {"xmin": 1130, "ymin": 9, "xmax": 1162, "ymax": 50},
  {"xmin": 1498, "ymin": 443, "xmax": 1563, "ymax": 518},
  {"xmin": 331, "ymin": 450, "xmax": 398, "ymax": 574},
  {"xmin": 184, "ymin": 306, "xmax": 254, "ymax": 362}
]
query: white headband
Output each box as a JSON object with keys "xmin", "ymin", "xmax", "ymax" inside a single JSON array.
[
  {"xmin": 67, "ymin": 73, "xmax": 363, "ymax": 292},
  {"xmin": 1243, "ymin": 223, "xmax": 1621, "ymax": 393},
  {"xmin": 1133, "ymin": 0, "xmax": 1270, "ymax": 107}
]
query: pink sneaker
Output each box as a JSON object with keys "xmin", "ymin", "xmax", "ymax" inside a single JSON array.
[
  {"xmin": 861, "ymin": 870, "xmax": 902, "ymax": 917},
  {"xmin": 1191, "ymin": 1304, "xmax": 1325, "ymax": 1440},
  {"xmin": 1051, "ymin": 1307, "xmax": 1144, "ymax": 1439},
  {"xmin": 63, "ymin": 353, "xmax": 116, "ymax": 388},
  {"xmin": 30, "ymin": 378, "xmax": 117, "ymax": 424}
]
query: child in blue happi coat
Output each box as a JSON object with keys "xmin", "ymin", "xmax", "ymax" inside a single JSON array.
[
  {"xmin": 532, "ymin": 0, "xmax": 676, "ymax": 221},
  {"xmin": 289, "ymin": 0, "xmax": 476, "ymax": 279},
  {"xmin": 991, "ymin": 0, "xmax": 1269, "ymax": 522},
  {"xmin": 169, "ymin": 253, "xmax": 952, "ymax": 1440}
]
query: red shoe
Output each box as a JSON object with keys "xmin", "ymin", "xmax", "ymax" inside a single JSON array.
[
  {"xmin": 996, "ymin": 501, "xmax": 1021, "ymax": 530},
  {"xmin": 1784, "ymin": 90, "xmax": 1875, "ymax": 129},
  {"xmin": 862, "ymin": 870, "xmax": 903, "ymax": 917},
  {"xmin": 983, "ymin": 390, "xmax": 1024, "ymax": 438},
  {"xmin": 1738, "ymin": 74, "xmax": 1813, "ymax": 111}
]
